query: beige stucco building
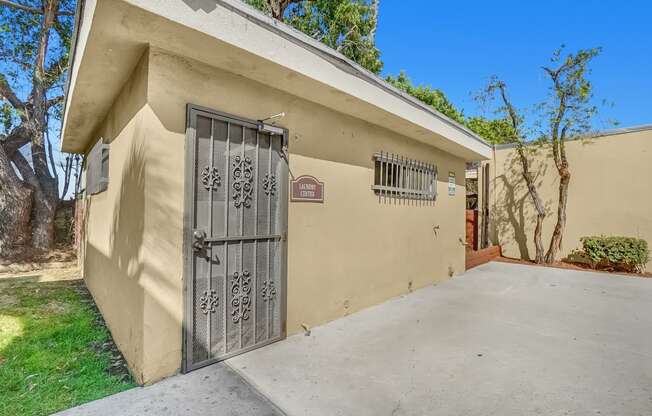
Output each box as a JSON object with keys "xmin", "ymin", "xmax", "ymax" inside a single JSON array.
[
  {"xmin": 487, "ymin": 126, "xmax": 652, "ymax": 269},
  {"xmin": 61, "ymin": 0, "xmax": 491, "ymax": 384}
]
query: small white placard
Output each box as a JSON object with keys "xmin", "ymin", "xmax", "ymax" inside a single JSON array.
[{"xmin": 448, "ymin": 172, "xmax": 456, "ymax": 196}]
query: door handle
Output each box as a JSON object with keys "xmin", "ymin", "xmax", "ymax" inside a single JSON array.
[{"xmin": 193, "ymin": 230, "xmax": 207, "ymax": 253}]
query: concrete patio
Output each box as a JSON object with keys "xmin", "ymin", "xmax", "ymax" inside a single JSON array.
[
  {"xmin": 228, "ymin": 261, "xmax": 652, "ymax": 415},
  {"xmin": 57, "ymin": 261, "xmax": 652, "ymax": 415}
]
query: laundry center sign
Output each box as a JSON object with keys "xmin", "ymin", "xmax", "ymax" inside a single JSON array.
[{"xmin": 291, "ymin": 175, "xmax": 324, "ymax": 203}]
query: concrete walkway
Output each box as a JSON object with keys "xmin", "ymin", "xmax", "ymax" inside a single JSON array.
[
  {"xmin": 227, "ymin": 262, "xmax": 652, "ymax": 416},
  {"xmin": 55, "ymin": 363, "xmax": 283, "ymax": 416},
  {"xmin": 56, "ymin": 262, "xmax": 652, "ymax": 415}
]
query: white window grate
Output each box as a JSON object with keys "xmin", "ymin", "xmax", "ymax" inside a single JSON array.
[{"xmin": 372, "ymin": 152, "xmax": 437, "ymax": 201}]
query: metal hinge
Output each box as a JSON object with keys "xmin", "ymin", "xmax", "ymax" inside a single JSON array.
[{"xmin": 282, "ymin": 231, "xmax": 287, "ymax": 242}]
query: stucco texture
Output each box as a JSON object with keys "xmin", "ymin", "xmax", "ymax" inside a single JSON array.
[
  {"xmin": 82, "ymin": 51, "xmax": 183, "ymax": 384},
  {"xmin": 82, "ymin": 47, "xmax": 468, "ymax": 383},
  {"xmin": 489, "ymin": 130, "xmax": 652, "ymax": 269}
]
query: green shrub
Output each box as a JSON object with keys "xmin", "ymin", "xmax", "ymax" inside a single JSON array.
[{"xmin": 579, "ymin": 236, "xmax": 650, "ymax": 273}]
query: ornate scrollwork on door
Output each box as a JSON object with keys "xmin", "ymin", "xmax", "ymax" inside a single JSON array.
[
  {"xmin": 232, "ymin": 156, "xmax": 254, "ymax": 208},
  {"xmin": 201, "ymin": 166, "xmax": 221, "ymax": 191},
  {"xmin": 231, "ymin": 270, "xmax": 252, "ymax": 323},
  {"xmin": 199, "ymin": 290, "xmax": 219, "ymax": 314},
  {"xmin": 261, "ymin": 279, "xmax": 277, "ymax": 302},
  {"xmin": 263, "ymin": 174, "xmax": 277, "ymax": 196}
]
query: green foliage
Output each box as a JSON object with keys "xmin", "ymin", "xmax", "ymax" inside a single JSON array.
[
  {"xmin": 0, "ymin": 0, "xmax": 75, "ymax": 131},
  {"xmin": 386, "ymin": 71, "xmax": 465, "ymax": 124},
  {"xmin": 244, "ymin": 1, "xmax": 516, "ymax": 144},
  {"xmin": 286, "ymin": 0, "xmax": 382, "ymax": 73},
  {"xmin": 386, "ymin": 72, "xmax": 517, "ymax": 144},
  {"xmin": 578, "ymin": 236, "xmax": 650, "ymax": 273},
  {"xmin": 543, "ymin": 46, "xmax": 602, "ymax": 141},
  {"xmin": 245, "ymin": 0, "xmax": 271, "ymax": 14},
  {"xmin": 0, "ymin": 279, "xmax": 136, "ymax": 415},
  {"xmin": 245, "ymin": 0, "xmax": 382, "ymax": 74},
  {"xmin": 1, "ymin": 102, "xmax": 15, "ymax": 131},
  {"xmin": 465, "ymin": 116, "xmax": 517, "ymax": 145}
]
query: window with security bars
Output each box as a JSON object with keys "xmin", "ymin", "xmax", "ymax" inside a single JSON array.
[{"xmin": 372, "ymin": 152, "xmax": 437, "ymax": 200}]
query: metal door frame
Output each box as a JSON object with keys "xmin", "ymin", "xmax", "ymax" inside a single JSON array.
[{"xmin": 181, "ymin": 103, "xmax": 289, "ymax": 373}]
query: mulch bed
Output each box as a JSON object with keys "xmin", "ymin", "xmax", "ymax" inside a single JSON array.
[{"xmin": 494, "ymin": 256, "xmax": 652, "ymax": 278}]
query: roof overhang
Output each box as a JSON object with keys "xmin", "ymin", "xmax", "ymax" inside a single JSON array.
[{"xmin": 61, "ymin": 0, "xmax": 492, "ymax": 160}]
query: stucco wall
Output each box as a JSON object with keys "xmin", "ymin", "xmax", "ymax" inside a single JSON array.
[
  {"xmin": 84, "ymin": 46, "xmax": 468, "ymax": 384},
  {"xmin": 82, "ymin": 51, "xmax": 183, "ymax": 384},
  {"xmin": 82, "ymin": 51, "xmax": 149, "ymax": 382},
  {"xmin": 489, "ymin": 130, "xmax": 652, "ymax": 269},
  {"xmin": 147, "ymin": 46, "xmax": 467, "ymax": 333},
  {"xmin": 148, "ymin": 46, "xmax": 467, "ymax": 364}
]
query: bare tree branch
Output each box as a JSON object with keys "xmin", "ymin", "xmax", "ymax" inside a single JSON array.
[
  {"xmin": 45, "ymin": 118, "xmax": 58, "ymax": 185},
  {"xmin": 0, "ymin": 0, "xmax": 43, "ymax": 14},
  {"xmin": 44, "ymin": 53, "xmax": 69, "ymax": 89},
  {"xmin": 269, "ymin": 0, "xmax": 301, "ymax": 19},
  {"xmin": 30, "ymin": 0, "xmax": 59, "ymax": 184},
  {"xmin": 11, "ymin": 149, "xmax": 39, "ymax": 188},
  {"xmin": 369, "ymin": 0, "xmax": 379, "ymax": 43},
  {"xmin": 0, "ymin": 136, "xmax": 24, "ymax": 187},
  {"xmin": 59, "ymin": 154, "xmax": 72, "ymax": 199},
  {"xmin": 0, "ymin": 74, "xmax": 25, "ymax": 110},
  {"xmin": 0, "ymin": 0, "xmax": 73, "ymax": 15},
  {"xmin": 336, "ymin": 25, "xmax": 358, "ymax": 52},
  {"xmin": 496, "ymin": 81, "xmax": 520, "ymax": 137},
  {"xmin": 47, "ymin": 95, "xmax": 64, "ymax": 108},
  {"xmin": 492, "ymin": 78, "xmax": 547, "ymax": 264},
  {"xmin": 1, "ymin": 124, "xmax": 30, "ymax": 157}
]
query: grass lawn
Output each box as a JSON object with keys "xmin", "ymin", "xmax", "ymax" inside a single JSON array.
[{"xmin": 0, "ymin": 275, "xmax": 136, "ymax": 416}]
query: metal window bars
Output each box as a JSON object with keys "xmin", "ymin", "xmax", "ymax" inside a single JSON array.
[
  {"xmin": 372, "ymin": 151, "xmax": 437, "ymax": 202},
  {"xmin": 86, "ymin": 138, "xmax": 109, "ymax": 195}
]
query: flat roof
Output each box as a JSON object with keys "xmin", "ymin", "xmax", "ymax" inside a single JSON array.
[{"xmin": 61, "ymin": 0, "xmax": 492, "ymax": 160}]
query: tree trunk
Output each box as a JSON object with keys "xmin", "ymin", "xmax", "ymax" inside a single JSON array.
[
  {"xmin": 268, "ymin": 0, "xmax": 298, "ymax": 20},
  {"xmin": 31, "ymin": 185, "xmax": 58, "ymax": 252},
  {"xmin": 29, "ymin": 127, "xmax": 60, "ymax": 253},
  {"xmin": 0, "ymin": 146, "xmax": 33, "ymax": 259},
  {"xmin": 516, "ymin": 145, "xmax": 546, "ymax": 263},
  {"xmin": 545, "ymin": 168, "xmax": 570, "ymax": 263},
  {"xmin": 27, "ymin": 0, "xmax": 60, "ymax": 254},
  {"xmin": 0, "ymin": 187, "xmax": 33, "ymax": 258}
]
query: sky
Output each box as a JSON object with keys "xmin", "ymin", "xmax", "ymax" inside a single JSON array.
[{"xmin": 376, "ymin": 0, "xmax": 652, "ymax": 130}]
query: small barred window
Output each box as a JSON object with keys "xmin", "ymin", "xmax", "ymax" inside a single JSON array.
[
  {"xmin": 372, "ymin": 152, "xmax": 437, "ymax": 201},
  {"xmin": 86, "ymin": 138, "xmax": 109, "ymax": 195}
]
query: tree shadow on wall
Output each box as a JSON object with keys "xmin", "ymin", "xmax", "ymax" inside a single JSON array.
[
  {"xmin": 491, "ymin": 145, "xmax": 553, "ymax": 261},
  {"xmin": 110, "ymin": 140, "xmax": 146, "ymax": 283},
  {"xmin": 80, "ymin": 138, "xmax": 147, "ymax": 382}
]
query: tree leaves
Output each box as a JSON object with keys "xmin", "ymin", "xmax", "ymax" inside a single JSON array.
[
  {"xmin": 245, "ymin": 0, "xmax": 383, "ymax": 74},
  {"xmin": 386, "ymin": 71, "xmax": 465, "ymax": 124}
]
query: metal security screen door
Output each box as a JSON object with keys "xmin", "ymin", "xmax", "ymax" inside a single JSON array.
[{"xmin": 184, "ymin": 105, "xmax": 288, "ymax": 372}]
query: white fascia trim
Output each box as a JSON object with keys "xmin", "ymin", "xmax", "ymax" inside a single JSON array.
[
  {"xmin": 126, "ymin": 0, "xmax": 491, "ymax": 156},
  {"xmin": 60, "ymin": 0, "xmax": 95, "ymax": 150}
]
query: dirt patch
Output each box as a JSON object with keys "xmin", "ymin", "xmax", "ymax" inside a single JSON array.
[
  {"xmin": 495, "ymin": 256, "xmax": 652, "ymax": 278},
  {"xmin": 0, "ymin": 246, "xmax": 76, "ymax": 269},
  {"xmin": 0, "ymin": 294, "xmax": 18, "ymax": 308},
  {"xmin": 0, "ymin": 265, "xmax": 80, "ymax": 284},
  {"xmin": 43, "ymin": 300, "xmax": 73, "ymax": 314}
]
